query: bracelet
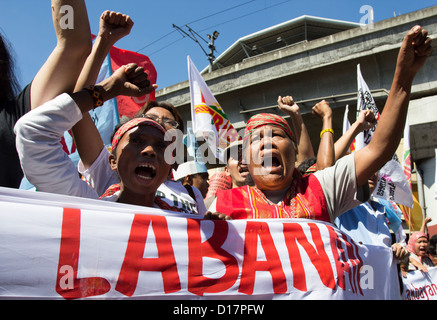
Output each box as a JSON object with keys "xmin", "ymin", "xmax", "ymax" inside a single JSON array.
[
  {"xmin": 83, "ymin": 85, "xmax": 104, "ymax": 109},
  {"xmin": 320, "ymin": 128, "xmax": 334, "ymax": 138}
]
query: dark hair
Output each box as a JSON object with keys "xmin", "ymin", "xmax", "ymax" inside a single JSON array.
[
  {"xmin": 135, "ymin": 100, "xmax": 184, "ymax": 133},
  {"xmin": 297, "ymin": 157, "xmax": 317, "ymax": 175},
  {"xmin": 0, "ymin": 32, "xmax": 20, "ymax": 103}
]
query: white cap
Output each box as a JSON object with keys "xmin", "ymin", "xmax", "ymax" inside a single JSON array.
[{"xmin": 173, "ymin": 160, "xmax": 208, "ymax": 181}]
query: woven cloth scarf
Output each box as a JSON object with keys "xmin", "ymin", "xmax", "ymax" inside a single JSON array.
[{"xmin": 243, "ymin": 113, "xmax": 294, "ymax": 143}]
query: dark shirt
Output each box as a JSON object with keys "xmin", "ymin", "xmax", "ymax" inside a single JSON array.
[{"xmin": 0, "ymin": 84, "xmax": 31, "ymax": 188}]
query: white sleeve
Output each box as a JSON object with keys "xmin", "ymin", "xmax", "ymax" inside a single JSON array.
[
  {"xmin": 313, "ymin": 154, "xmax": 369, "ymax": 222},
  {"xmin": 14, "ymin": 93, "xmax": 99, "ymax": 199},
  {"xmin": 78, "ymin": 147, "xmax": 120, "ymax": 196}
]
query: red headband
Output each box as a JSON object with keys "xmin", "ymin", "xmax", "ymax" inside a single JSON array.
[
  {"xmin": 111, "ymin": 118, "xmax": 166, "ymax": 150},
  {"xmin": 243, "ymin": 113, "xmax": 294, "ymax": 143}
]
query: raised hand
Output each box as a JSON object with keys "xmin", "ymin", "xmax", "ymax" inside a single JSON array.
[
  {"xmin": 98, "ymin": 11, "xmax": 134, "ymax": 45},
  {"xmin": 312, "ymin": 100, "xmax": 332, "ymax": 119},
  {"xmin": 356, "ymin": 109, "xmax": 377, "ymax": 131},
  {"xmin": 98, "ymin": 63, "xmax": 157, "ymax": 101},
  {"xmin": 278, "ymin": 95, "xmax": 300, "ymax": 115},
  {"xmin": 396, "ymin": 25, "xmax": 432, "ymax": 79}
]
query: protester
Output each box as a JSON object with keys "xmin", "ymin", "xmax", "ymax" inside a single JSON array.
[
  {"xmin": 209, "ymin": 25, "xmax": 432, "ymax": 222},
  {"xmin": 223, "ymin": 140, "xmax": 254, "ymax": 189},
  {"xmin": 401, "ymin": 217, "xmax": 436, "ymax": 276},
  {"xmin": 46, "ymin": 11, "xmax": 207, "ymax": 216},
  {"xmin": 173, "ymin": 160, "xmax": 210, "ymax": 199},
  {"xmin": 335, "ymin": 171, "xmax": 408, "ymax": 299},
  {"xmin": 204, "ymin": 139, "xmax": 254, "ymax": 210},
  {"xmin": 14, "ymin": 63, "xmax": 177, "ymax": 209},
  {"xmin": 402, "ymin": 231, "xmax": 435, "ymax": 275},
  {"xmin": 1, "ymin": 0, "xmax": 92, "ymax": 188}
]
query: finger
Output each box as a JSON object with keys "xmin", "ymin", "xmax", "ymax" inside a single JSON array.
[
  {"xmin": 113, "ymin": 12, "xmax": 123, "ymax": 26},
  {"xmin": 416, "ymin": 38, "xmax": 433, "ymax": 56},
  {"xmin": 125, "ymin": 15, "xmax": 134, "ymax": 28},
  {"xmin": 138, "ymin": 84, "xmax": 158, "ymax": 96},
  {"xmin": 283, "ymin": 96, "xmax": 294, "ymax": 105},
  {"xmin": 406, "ymin": 25, "xmax": 422, "ymax": 42},
  {"xmin": 413, "ymin": 28, "xmax": 428, "ymax": 47},
  {"xmin": 127, "ymin": 67, "xmax": 149, "ymax": 83},
  {"xmin": 124, "ymin": 63, "xmax": 139, "ymax": 74},
  {"xmin": 101, "ymin": 10, "xmax": 110, "ymax": 21}
]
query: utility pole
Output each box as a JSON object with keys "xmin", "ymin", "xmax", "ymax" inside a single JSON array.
[
  {"xmin": 173, "ymin": 24, "xmax": 219, "ymax": 73},
  {"xmin": 207, "ymin": 31, "xmax": 220, "ymax": 72}
]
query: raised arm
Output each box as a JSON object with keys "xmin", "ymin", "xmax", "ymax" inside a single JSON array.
[
  {"xmin": 30, "ymin": 0, "xmax": 92, "ymax": 109},
  {"xmin": 72, "ymin": 11, "xmax": 134, "ymax": 169},
  {"xmin": 277, "ymin": 96, "xmax": 315, "ymax": 165},
  {"xmin": 334, "ymin": 109, "xmax": 376, "ymax": 161},
  {"xmin": 354, "ymin": 26, "xmax": 432, "ymax": 187},
  {"xmin": 312, "ymin": 100, "xmax": 334, "ymax": 170},
  {"xmin": 15, "ymin": 64, "xmax": 155, "ymax": 198}
]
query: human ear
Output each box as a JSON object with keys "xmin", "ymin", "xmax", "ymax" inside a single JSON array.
[
  {"xmin": 224, "ymin": 166, "xmax": 231, "ymax": 177},
  {"xmin": 108, "ymin": 153, "xmax": 118, "ymax": 171}
]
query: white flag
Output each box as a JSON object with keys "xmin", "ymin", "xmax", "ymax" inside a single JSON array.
[
  {"xmin": 355, "ymin": 64, "xmax": 412, "ymax": 207},
  {"xmin": 355, "ymin": 64, "xmax": 380, "ymax": 151},
  {"xmin": 374, "ymin": 159, "xmax": 414, "ymax": 208},
  {"xmin": 342, "ymin": 104, "xmax": 354, "ymax": 154},
  {"xmin": 187, "ymin": 56, "xmax": 239, "ymax": 162}
]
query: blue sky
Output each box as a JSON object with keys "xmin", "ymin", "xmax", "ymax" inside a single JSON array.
[{"xmin": 0, "ymin": 0, "xmax": 435, "ymax": 90}]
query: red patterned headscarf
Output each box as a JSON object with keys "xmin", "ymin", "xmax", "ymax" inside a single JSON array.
[
  {"xmin": 407, "ymin": 231, "xmax": 429, "ymax": 256},
  {"xmin": 111, "ymin": 117, "xmax": 166, "ymax": 151},
  {"xmin": 243, "ymin": 113, "xmax": 294, "ymax": 143}
]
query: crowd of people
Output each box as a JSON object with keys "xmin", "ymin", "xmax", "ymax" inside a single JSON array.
[{"xmin": 1, "ymin": 1, "xmax": 435, "ymax": 299}]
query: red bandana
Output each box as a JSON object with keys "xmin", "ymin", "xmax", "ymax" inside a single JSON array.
[
  {"xmin": 111, "ymin": 118, "xmax": 166, "ymax": 150},
  {"xmin": 243, "ymin": 113, "xmax": 294, "ymax": 144}
]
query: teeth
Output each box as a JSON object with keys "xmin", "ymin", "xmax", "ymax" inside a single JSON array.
[
  {"xmin": 138, "ymin": 163, "xmax": 156, "ymax": 170},
  {"xmin": 135, "ymin": 163, "xmax": 157, "ymax": 181}
]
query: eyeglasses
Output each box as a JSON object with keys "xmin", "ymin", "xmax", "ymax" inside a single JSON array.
[{"xmin": 142, "ymin": 114, "xmax": 179, "ymax": 129}]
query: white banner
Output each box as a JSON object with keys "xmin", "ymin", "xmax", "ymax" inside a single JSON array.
[
  {"xmin": 402, "ymin": 267, "xmax": 437, "ymax": 300},
  {"xmin": 0, "ymin": 187, "xmax": 393, "ymax": 300}
]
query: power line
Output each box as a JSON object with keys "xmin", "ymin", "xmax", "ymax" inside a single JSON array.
[
  {"xmin": 141, "ymin": 0, "xmax": 294, "ymax": 57},
  {"xmin": 185, "ymin": 0, "xmax": 256, "ymax": 25},
  {"xmin": 198, "ymin": 0, "xmax": 293, "ymax": 33},
  {"xmin": 136, "ymin": 0, "xmax": 255, "ymax": 53}
]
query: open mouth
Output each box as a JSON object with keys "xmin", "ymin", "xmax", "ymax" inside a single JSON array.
[
  {"xmin": 239, "ymin": 165, "xmax": 249, "ymax": 174},
  {"xmin": 262, "ymin": 155, "xmax": 281, "ymax": 167},
  {"xmin": 261, "ymin": 154, "xmax": 282, "ymax": 173},
  {"xmin": 135, "ymin": 163, "xmax": 157, "ymax": 181}
]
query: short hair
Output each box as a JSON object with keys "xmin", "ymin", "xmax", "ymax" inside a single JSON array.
[
  {"xmin": 297, "ymin": 157, "xmax": 317, "ymax": 175},
  {"xmin": 135, "ymin": 100, "xmax": 184, "ymax": 133}
]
